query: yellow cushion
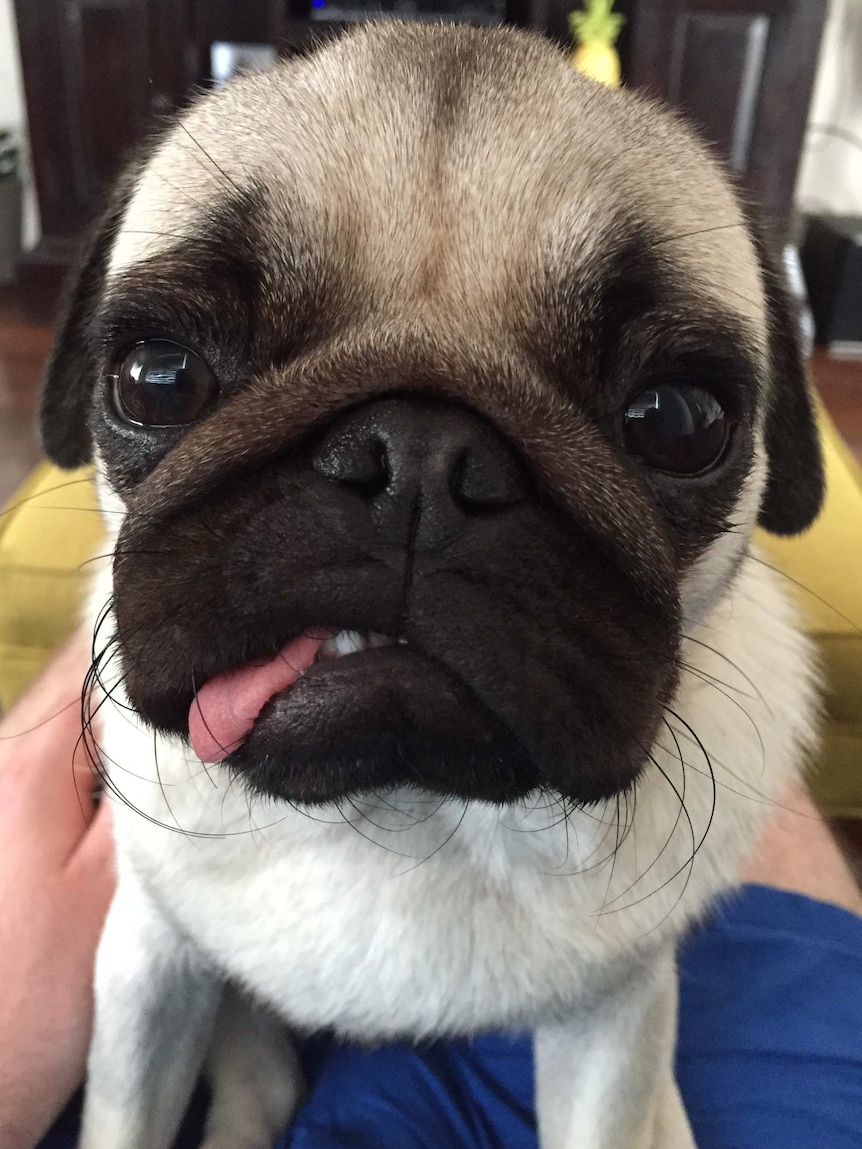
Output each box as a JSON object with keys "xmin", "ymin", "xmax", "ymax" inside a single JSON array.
[
  {"xmin": 2, "ymin": 409, "xmax": 861, "ymax": 812},
  {"xmin": 756, "ymin": 403, "xmax": 862, "ymax": 815},
  {"xmin": 0, "ymin": 464, "xmax": 103, "ymax": 710}
]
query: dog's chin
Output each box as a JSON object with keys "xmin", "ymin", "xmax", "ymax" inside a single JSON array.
[{"xmin": 225, "ymin": 646, "xmax": 541, "ymax": 806}]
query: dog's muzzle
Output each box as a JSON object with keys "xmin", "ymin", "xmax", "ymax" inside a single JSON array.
[{"xmin": 114, "ymin": 395, "xmax": 679, "ymax": 807}]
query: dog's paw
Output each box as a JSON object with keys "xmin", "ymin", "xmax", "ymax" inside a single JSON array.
[
  {"xmin": 202, "ymin": 988, "xmax": 303, "ymax": 1149},
  {"xmin": 200, "ymin": 1132, "xmax": 280, "ymax": 1149},
  {"xmin": 201, "ymin": 1092, "xmax": 299, "ymax": 1149},
  {"xmin": 201, "ymin": 1063, "xmax": 302, "ymax": 1149}
]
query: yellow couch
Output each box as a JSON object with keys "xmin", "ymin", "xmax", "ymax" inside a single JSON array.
[
  {"xmin": 758, "ymin": 411, "xmax": 862, "ymax": 816},
  {"xmin": 2, "ymin": 411, "xmax": 861, "ymax": 813},
  {"xmin": 0, "ymin": 464, "xmax": 103, "ymax": 705}
]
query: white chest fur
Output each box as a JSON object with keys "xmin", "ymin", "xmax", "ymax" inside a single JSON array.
[{"xmin": 92, "ymin": 549, "xmax": 816, "ymax": 1042}]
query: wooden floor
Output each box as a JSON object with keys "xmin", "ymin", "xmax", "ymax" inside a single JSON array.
[
  {"xmin": 0, "ymin": 289, "xmax": 53, "ymax": 507},
  {"xmin": 811, "ymin": 348, "xmax": 862, "ymax": 460}
]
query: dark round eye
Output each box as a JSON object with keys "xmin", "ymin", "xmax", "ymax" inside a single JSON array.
[
  {"xmin": 110, "ymin": 340, "xmax": 218, "ymax": 427},
  {"xmin": 622, "ymin": 383, "xmax": 733, "ymax": 475}
]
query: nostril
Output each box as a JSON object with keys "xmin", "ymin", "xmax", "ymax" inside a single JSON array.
[
  {"xmin": 350, "ymin": 438, "xmax": 390, "ymax": 498},
  {"xmin": 450, "ymin": 446, "xmax": 526, "ymax": 512},
  {"xmin": 310, "ymin": 398, "xmax": 527, "ymax": 521},
  {"xmin": 313, "ymin": 433, "xmax": 390, "ymax": 498}
]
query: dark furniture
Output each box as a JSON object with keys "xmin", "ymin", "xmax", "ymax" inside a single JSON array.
[
  {"xmin": 623, "ymin": 0, "xmax": 829, "ymax": 239},
  {"xmin": 801, "ymin": 216, "xmax": 862, "ymax": 352},
  {"xmin": 13, "ymin": 0, "xmax": 201, "ymax": 319},
  {"xmin": 13, "ymin": 0, "xmax": 827, "ymax": 317}
]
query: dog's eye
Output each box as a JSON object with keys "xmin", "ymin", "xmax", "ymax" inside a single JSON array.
[
  {"xmin": 622, "ymin": 384, "xmax": 733, "ymax": 475},
  {"xmin": 110, "ymin": 340, "xmax": 219, "ymax": 427}
]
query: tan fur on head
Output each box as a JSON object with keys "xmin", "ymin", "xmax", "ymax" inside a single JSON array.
[{"xmin": 110, "ymin": 22, "xmax": 766, "ymax": 345}]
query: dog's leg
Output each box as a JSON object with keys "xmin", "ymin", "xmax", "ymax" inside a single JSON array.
[
  {"xmin": 650, "ymin": 1073, "xmax": 698, "ymax": 1147},
  {"xmin": 200, "ymin": 986, "xmax": 304, "ymax": 1149},
  {"xmin": 534, "ymin": 950, "xmax": 696, "ymax": 1149},
  {"xmin": 80, "ymin": 868, "xmax": 221, "ymax": 1149}
]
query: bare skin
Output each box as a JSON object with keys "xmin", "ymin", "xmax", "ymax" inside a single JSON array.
[
  {"xmin": 742, "ymin": 782, "xmax": 862, "ymax": 915},
  {"xmin": 0, "ymin": 633, "xmax": 858, "ymax": 1148},
  {"xmin": 0, "ymin": 633, "xmax": 115, "ymax": 1149}
]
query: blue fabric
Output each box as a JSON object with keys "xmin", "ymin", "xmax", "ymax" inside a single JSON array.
[
  {"xmin": 676, "ymin": 884, "xmax": 862, "ymax": 1149},
  {"xmin": 39, "ymin": 884, "xmax": 862, "ymax": 1149},
  {"xmin": 282, "ymin": 1032, "xmax": 535, "ymax": 1149}
]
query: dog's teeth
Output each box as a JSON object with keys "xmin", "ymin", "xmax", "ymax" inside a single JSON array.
[
  {"xmin": 316, "ymin": 630, "xmax": 401, "ymax": 662},
  {"xmin": 336, "ymin": 629, "xmax": 364, "ymax": 657}
]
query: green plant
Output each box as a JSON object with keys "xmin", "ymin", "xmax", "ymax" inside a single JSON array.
[
  {"xmin": 0, "ymin": 131, "xmax": 19, "ymax": 180},
  {"xmin": 568, "ymin": 0, "xmax": 625, "ymax": 48},
  {"xmin": 568, "ymin": 0, "xmax": 625, "ymax": 87}
]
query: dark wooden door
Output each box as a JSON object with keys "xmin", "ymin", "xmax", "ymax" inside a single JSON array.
[
  {"xmin": 15, "ymin": 0, "xmax": 827, "ymax": 317},
  {"xmin": 14, "ymin": 0, "xmax": 199, "ymax": 316},
  {"xmin": 625, "ymin": 0, "xmax": 827, "ymax": 235}
]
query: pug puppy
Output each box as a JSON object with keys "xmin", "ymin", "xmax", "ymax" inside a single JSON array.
[{"xmin": 40, "ymin": 20, "xmax": 823, "ymax": 1149}]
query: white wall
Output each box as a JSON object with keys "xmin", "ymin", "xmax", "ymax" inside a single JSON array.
[
  {"xmin": 796, "ymin": 0, "xmax": 862, "ymax": 216},
  {"xmin": 0, "ymin": 0, "xmax": 39, "ymax": 248}
]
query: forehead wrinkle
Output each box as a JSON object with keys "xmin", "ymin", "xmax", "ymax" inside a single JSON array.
[
  {"xmin": 108, "ymin": 143, "xmax": 234, "ymax": 280},
  {"xmin": 108, "ymin": 23, "xmax": 768, "ymax": 361},
  {"xmin": 541, "ymin": 217, "xmax": 766, "ymax": 364}
]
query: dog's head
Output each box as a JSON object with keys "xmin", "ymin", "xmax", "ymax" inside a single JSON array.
[{"xmin": 41, "ymin": 23, "xmax": 822, "ymax": 811}]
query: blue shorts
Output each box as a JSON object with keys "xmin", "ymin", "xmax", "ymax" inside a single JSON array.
[{"xmin": 42, "ymin": 885, "xmax": 862, "ymax": 1148}]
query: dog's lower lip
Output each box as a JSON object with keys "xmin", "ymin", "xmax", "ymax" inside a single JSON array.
[
  {"xmin": 233, "ymin": 644, "xmax": 449, "ymax": 764},
  {"xmin": 226, "ymin": 644, "xmax": 538, "ymax": 805},
  {"xmin": 188, "ymin": 628, "xmax": 409, "ymax": 761}
]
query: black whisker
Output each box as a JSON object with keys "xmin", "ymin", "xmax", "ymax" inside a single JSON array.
[
  {"xmin": 600, "ymin": 731, "xmax": 688, "ymax": 911},
  {"xmin": 746, "ymin": 552, "xmax": 862, "ymax": 636},
  {"xmin": 176, "ymin": 120, "xmax": 245, "ymax": 197},
  {"xmin": 396, "ymin": 799, "xmax": 470, "ymax": 875},
  {"xmin": 647, "ymin": 221, "xmax": 745, "ymax": 249},
  {"xmin": 679, "ymin": 633, "xmax": 769, "ymax": 707},
  {"xmin": 0, "ymin": 477, "xmax": 96, "ymax": 524}
]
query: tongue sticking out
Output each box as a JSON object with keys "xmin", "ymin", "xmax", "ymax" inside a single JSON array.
[{"xmin": 188, "ymin": 632, "xmax": 326, "ymax": 762}]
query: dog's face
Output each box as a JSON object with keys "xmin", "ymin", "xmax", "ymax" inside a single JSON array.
[{"xmin": 42, "ymin": 23, "xmax": 822, "ymax": 813}]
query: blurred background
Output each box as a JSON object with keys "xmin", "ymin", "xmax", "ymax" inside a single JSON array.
[{"xmin": 0, "ymin": 1, "xmax": 860, "ymax": 851}]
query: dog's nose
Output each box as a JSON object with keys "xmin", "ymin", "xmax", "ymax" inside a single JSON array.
[{"xmin": 311, "ymin": 398, "xmax": 526, "ymax": 549}]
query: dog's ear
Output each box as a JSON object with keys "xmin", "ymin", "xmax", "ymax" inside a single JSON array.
[
  {"xmin": 745, "ymin": 211, "xmax": 825, "ymax": 536},
  {"xmin": 39, "ymin": 164, "xmax": 140, "ymax": 469}
]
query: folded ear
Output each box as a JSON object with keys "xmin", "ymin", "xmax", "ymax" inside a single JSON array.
[
  {"xmin": 39, "ymin": 164, "xmax": 141, "ymax": 469},
  {"xmin": 746, "ymin": 213, "xmax": 825, "ymax": 536}
]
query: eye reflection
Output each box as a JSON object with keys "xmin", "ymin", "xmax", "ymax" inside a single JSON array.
[
  {"xmin": 623, "ymin": 383, "xmax": 733, "ymax": 475},
  {"xmin": 111, "ymin": 340, "xmax": 219, "ymax": 427}
]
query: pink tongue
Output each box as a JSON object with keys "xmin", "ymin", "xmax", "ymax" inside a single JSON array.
[{"xmin": 188, "ymin": 632, "xmax": 326, "ymax": 762}]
